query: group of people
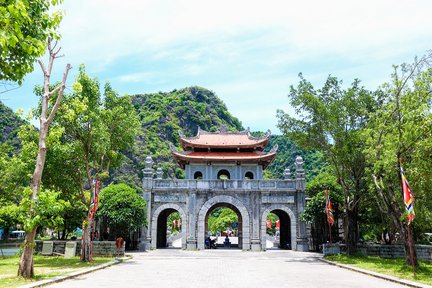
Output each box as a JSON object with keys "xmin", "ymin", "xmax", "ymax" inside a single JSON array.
[{"xmin": 205, "ymin": 235, "xmax": 231, "ymax": 248}]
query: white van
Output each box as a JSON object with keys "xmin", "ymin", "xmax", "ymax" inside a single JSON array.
[{"xmin": 8, "ymin": 230, "xmax": 25, "ymax": 240}]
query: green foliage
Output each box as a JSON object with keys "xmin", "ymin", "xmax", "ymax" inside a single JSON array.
[
  {"xmin": 0, "ymin": 203, "xmax": 20, "ymax": 232},
  {"xmin": 301, "ymin": 188, "xmax": 343, "ymax": 224},
  {"xmin": 167, "ymin": 211, "xmax": 181, "ymax": 234},
  {"xmin": 112, "ymin": 86, "xmax": 244, "ymax": 184},
  {"xmin": 207, "ymin": 207, "xmax": 238, "ymax": 234},
  {"xmin": 277, "ymin": 74, "xmax": 376, "ymax": 253},
  {"xmin": 98, "ymin": 183, "xmax": 146, "ymax": 235},
  {"xmin": 19, "ymin": 188, "xmax": 69, "ymax": 231},
  {"xmin": 0, "ymin": 255, "xmax": 114, "ymax": 288},
  {"xmin": 326, "ymin": 254, "xmax": 432, "ymax": 286},
  {"xmin": 0, "ymin": 0, "xmax": 63, "ymax": 84},
  {"xmin": 266, "ymin": 212, "xmax": 278, "ymax": 235},
  {"xmin": 363, "ymin": 57, "xmax": 432, "ymax": 239},
  {"xmin": 0, "ymin": 101, "xmax": 26, "ymax": 149},
  {"xmin": 265, "ymin": 134, "xmax": 327, "ymax": 181}
]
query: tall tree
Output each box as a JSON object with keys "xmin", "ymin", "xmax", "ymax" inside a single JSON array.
[
  {"xmin": 50, "ymin": 65, "xmax": 140, "ymax": 261},
  {"xmin": 277, "ymin": 75, "xmax": 376, "ymax": 254},
  {"xmin": 0, "ymin": 0, "xmax": 63, "ymax": 85},
  {"xmin": 17, "ymin": 40, "xmax": 70, "ymax": 278},
  {"xmin": 363, "ymin": 53, "xmax": 432, "ymax": 265}
]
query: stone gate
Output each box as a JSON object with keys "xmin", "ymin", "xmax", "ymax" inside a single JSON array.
[{"xmin": 139, "ymin": 127, "xmax": 308, "ymax": 251}]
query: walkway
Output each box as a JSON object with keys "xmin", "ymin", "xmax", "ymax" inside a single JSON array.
[{"xmin": 47, "ymin": 249, "xmax": 409, "ymax": 288}]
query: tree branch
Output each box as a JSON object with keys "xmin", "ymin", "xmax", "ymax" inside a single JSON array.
[{"xmin": 47, "ymin": 64, "xmax": 71, "ymax": 125}]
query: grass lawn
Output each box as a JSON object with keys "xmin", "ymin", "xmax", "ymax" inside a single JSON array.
[
  {"xmin": 0, "ymin": 255, "xmax": 115, "ymax": 288},
  {"xmin": 325, "ymin": 254, "xmax": 432, "ymax": 286}
]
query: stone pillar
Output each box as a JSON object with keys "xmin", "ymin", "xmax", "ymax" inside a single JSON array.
[
  {"xmin": 156, "ymin": 167, "xmax": 163, "ymax": 179},
  {"xmin": 250, "ymin": 191, "xmax": 261, "ymax": 251},
  {"xmin": 295, "ymin": 155, "xmax": 308, "ymax": 251},
  {"xmin": 284, "ymin": 168, "xmax": 291, "ymax": 180},
  {"xmin": 140, "ymin": 156, "xmax": 154, "ymax": 251},
  {"xmin": 186, "ymin": 191, "xmax": 197, "ymax": 249}
]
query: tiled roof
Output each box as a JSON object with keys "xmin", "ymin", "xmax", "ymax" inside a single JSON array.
[
  {"xmin": 179, "ymin": 127, "xmax": 270, "ymax": 149},
  {"xmin": 171, "ymin": 144, "xmax": 278, "ymax": 169}
]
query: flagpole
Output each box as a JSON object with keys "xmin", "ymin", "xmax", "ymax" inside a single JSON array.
[
  {"xmin": 399, "ymin": 159, "xmax": 416, "ymax": 276},
  {"xmin": 407, "ymin": 222, "xmax": 415, "ymax": 276},
  {"xmin": 328, "ymin": 221, "xmax": 332, "ymax": 245}
]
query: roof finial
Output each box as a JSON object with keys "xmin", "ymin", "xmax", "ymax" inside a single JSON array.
[{"xmin": 220, "ymin": 125, "xmax": 227, "ymax": 134}]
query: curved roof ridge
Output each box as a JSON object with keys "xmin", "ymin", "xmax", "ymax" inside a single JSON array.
[{"xmin": 180, "ymin": 126, "xmax": 271, "ymax": 143}]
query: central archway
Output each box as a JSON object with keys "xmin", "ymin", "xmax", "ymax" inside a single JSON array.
[{"xmin": 197, "ymin": 195, "xmax": 250, "ymax": 250}]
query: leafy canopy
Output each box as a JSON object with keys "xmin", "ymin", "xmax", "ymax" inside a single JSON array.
[
  {"xmin": 0, "ymin": 0, "xmax": 63, "ymax": 84},
  {"xmin": 98, "ymin": 183, "xmax": 146, "ymax": 234}
]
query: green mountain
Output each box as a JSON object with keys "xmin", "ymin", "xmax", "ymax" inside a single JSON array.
[
  {"xmin": 0, "ymin": 88, "xmax": 325, "ymax": 190},
  {"xmin": 0, "ymin": 100, "xmax": 25, "ymax": 150},
  {"xmin": 111, "ymin": 86, "xmax": 325, "ymax": 189},
  {"xmin": 110, "ymin": 86, "xmax": 244, "ymax": 188}
]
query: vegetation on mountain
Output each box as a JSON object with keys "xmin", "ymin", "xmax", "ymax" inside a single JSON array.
[
  {"xmin": 0, "ymin": 101, "xmax": 26, "ymax": 149},
  {"xmin": 110, "ymin": 86, "xmax": 244, "ymax": 187}
]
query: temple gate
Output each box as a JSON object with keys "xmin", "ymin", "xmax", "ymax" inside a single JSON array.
[{"xmin": 139, "ymin": 127, "xmax": 308, "ymax": 251}]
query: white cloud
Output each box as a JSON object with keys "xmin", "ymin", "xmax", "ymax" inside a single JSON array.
[{"xmin": 5, "ymin": 0, "xmax": 432, "ymax": 133}]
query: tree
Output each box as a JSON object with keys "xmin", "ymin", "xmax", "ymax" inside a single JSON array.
[
  {"xmin": 277, "ymin": 75, "xmax": 376, "ymax": 255},
  {"xmin": 208, "ymin": 208, "xmax": 238, "ymax": 234},
  {"xmin": 98, "ymin": 184, "xmax": 146, "ymax": 238},
  {"xmin": 363, "ymin": 53, "xmax": 432, "ymax": 265},
  {"xmin": 0, "ymin": 203, "xmax": 20, "ymax": 239},
  {"xmin": 18, "ymin": 41, "xmax": 70, "ymax": 278},
  {"xmin": 301, "ymin": 171, "xmax": 343, "ymax": 251},
  {"xmin": 48, "ymin": 65, "xmax": 139, "ymax": 261},
  {"xmin": 19, "ymin": 187, "xmax": 69, "ymax": 237},
  {"xmin": 0, "ymin": 0, "xmax": 63, "ymax": 85}
]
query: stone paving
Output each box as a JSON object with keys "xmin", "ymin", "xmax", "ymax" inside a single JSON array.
[{"xmin": 47, "ymin": 249, "xmax": 410, "ymax": 288}]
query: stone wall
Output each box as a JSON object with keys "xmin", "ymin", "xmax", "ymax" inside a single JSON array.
[
  {"xmin": 358, "ymin": 244, "xmax": 432, "ymax": 261},
  {"xmin": 323, "ymin": 243, "xmax": 432, "ymax": 261},
  {"xmin": 35, "ymin": 240, "xmax": 124, "ymax": 257}
]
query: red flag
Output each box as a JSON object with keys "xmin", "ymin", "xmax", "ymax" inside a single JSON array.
[
  {"xmin": 276, "ymin": 219, "xmax": 280, "ymax": 229},
  {"xmin": 177, "ymin": 218, "xmax": 181, "ymax": 228},
  {"xmin": 400, "ymin": 164, "xmax": 415, "ymax": 224},
  {"xmin": 325, "ymin": 187, "xmax": 334, "ymax": 226},
  {"xmin": 94, "ymin": 176, "xmax": 99, "ymax": 212},
  {"xmin": 266, "ymin": 219, "xmax": 272, "ymax": 229}
]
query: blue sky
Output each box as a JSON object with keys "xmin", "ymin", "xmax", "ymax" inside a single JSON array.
[{"xmin": 2, "ymin": 0, "xmax": 432, "ymax": 133}]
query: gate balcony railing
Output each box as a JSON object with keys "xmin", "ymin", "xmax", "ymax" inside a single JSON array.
[{"xmin": 149, "ymin": 179, "xmax": 297, "ymax": 190}]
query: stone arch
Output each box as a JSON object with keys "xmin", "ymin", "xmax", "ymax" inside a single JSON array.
[
  {"xmin": 194, "ymin": 171, "xmax": 203, "ymax": 179},
  {"xmin": 151, "ymin": 203, "xmax": 187, "ymax": 249},
  {"xmin": 244, "ymin": 171, "xmax": 254, "ymax": 179},
  {"xmin": 217, "ymin": 169, "xmax": 231, "ymax": 179},
  {"xmin": 197, "ymin": 195, "xmax": 250, "ymax": 250},
  {"xmin": 261, "ymin": 205, "xmax": 297, "ymax": 251}
]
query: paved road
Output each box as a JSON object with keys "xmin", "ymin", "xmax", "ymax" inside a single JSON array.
[{"xmin": 48, "ymin": 249, "xmax": 409, "ymax": 288}]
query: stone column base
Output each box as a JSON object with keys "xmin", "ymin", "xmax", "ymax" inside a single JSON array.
[
  {"xmin": 139, "ymin": 239, "xmax": 151, "ymax": 251},
  {"xmin": 296, "ymin": 238, "xmax": 309, "ymax": 251},
  {"xmin": 250, "ymin": 239, "xmax": 261, "ymax": 251},
  {"xmin": 186, "ymin": 239, "xmax": 197, "ymax": 250}
]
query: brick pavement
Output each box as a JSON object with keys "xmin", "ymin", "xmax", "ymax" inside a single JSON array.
[{"xmin": 46, "ymin": 249, "xmax": 410, "ymax": 288}]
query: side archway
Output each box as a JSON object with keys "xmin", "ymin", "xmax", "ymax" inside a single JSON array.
[
  {"xmin": 261, "ymin": 205, "xmax": 297, "ymax": 251},
  {"xmin": 197, "ymin": 195, "xmax": 250, "ymax": 250},
  {"xmin": 151, "ymin": 203, "xmax": 187, "ymax": 249}
]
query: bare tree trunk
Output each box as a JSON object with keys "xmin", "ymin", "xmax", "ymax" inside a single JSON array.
[{"xmin": 17, "ymin": 40, "xmax": 71, "ymax": 278}]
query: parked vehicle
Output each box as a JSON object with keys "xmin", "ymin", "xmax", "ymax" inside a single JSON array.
[{"xmin": 8, "ymin": 230, "xmax": 25, "ymax": 240}]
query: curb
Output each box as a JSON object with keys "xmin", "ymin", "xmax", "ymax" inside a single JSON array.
[
  {"xmin": 18, "ymin": 256, "xmax": 131, "ymax": 288},
  {"xmin": 318, "ymin": 258, "xmax": 432, "ymax": 288}
]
